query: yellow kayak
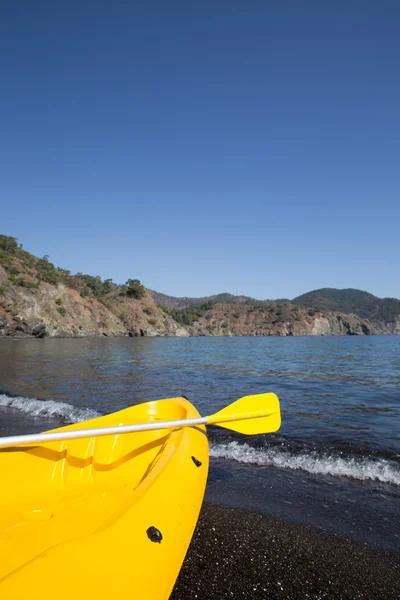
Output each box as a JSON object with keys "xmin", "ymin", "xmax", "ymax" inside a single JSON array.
[{"xmin": 0, "ymin": 397, "xmax": 209, "ymax": 600}]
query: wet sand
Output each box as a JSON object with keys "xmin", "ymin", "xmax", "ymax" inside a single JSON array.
[{"xmin": 171, "ymin": 502, "xmax": 400, "ymax": 600}]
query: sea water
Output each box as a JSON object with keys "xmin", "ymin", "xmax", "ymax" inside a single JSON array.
[{"xmin": 0, "ymin": 336, "xmax": 399, "ymax": 551}]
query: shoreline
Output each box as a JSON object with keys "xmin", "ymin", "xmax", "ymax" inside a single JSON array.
[
  {"xmin": 171, "ymin": 502, "xmax": 400, "ymax": 600},
  {"xmin": 0, "ymin": 332, "xmax": 399, "ymax": 340}
]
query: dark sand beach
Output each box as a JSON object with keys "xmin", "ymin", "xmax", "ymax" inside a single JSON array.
[{"xmin": 171, "ymin": 502, "xmax": 400, "ymax": 600}]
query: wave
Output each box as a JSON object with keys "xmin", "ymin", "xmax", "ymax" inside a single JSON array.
[
  {"xmin": 210, "ymin": 441, "xmax": 400, "ymax": 486},
  {"xmin": 1, "ymin": 394, "xmax": 399, "ymax": 487},
  {"xmin": 0, "ymin": 394, "xmax": 101, "ymax": 423}
]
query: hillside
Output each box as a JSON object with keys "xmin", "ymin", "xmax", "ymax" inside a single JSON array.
[
  {"xmin": 293, "ymin": 288, "xmax": 400, "ymax": 323},
  {"xmin": 148, "ymin": 290, "xmax": 258, "ymax": 309},
  {"xmin": 177, "ymin": 302, "xmax": 381, "ymax": 337},
  {"xmin": 152, "ymin": 287, "xmax": 400, "ymax": 328},
  {"xmin": 0, "ymin": 234, "xmax": 399, "ymax": 338},
  {"xmin": 0, "ymin": 235, "xmax": 187, "ymax": 338}
]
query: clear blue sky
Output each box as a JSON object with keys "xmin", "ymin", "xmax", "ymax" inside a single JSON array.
[{"xmin": 1, "ymin": 1, "xmax": 399, "ymax": 299}]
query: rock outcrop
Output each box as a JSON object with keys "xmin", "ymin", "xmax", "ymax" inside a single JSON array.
[
  {"xmin": 186, "ymin": 303, "xmax": 378, "ymax": 337},
  {"xmin": 0, "ymin": 264, "xmax": 187, "ymax": 338},
  {"xmin": 0, "ymin": 278, "xmax": 394, "ymax": 339},
  {"xmin": 103, "ymin": 289, "xmax": 189, "ymax": 338},
  {"xmin": 0, "ymin": 235, "xmax": 398, "ymax": 339}
]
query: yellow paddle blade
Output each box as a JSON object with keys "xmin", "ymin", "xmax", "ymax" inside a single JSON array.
[{"xmin": 206, "ymin": 393, "xmax": 281, "ymax": 435}]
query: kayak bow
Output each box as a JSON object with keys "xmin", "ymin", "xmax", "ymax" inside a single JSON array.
[{"xmin": 0, "ymin": 393, "xmax": 280, "ymax": 599}]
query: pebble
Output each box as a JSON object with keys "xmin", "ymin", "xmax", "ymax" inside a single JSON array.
[{"xmin": 170, "ymin": 502, "xmax": 400, "ymax": 600}]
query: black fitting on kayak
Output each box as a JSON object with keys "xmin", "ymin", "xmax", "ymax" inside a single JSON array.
[
  {"xmin": 182, "ymin": 395, "xmax": 188, "ymax": 400},
  {"xmin": 147, "ymin": 526, "xmax": 163, "ymax": 543},
  {"xmin": 191, "ymin": 455, "xmax": 202, "ymax": 467}
]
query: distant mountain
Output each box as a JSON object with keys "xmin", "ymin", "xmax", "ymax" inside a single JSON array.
[
  {"xmin": 148, "ymin": 290, "xmax": 264, "ymax": 309},
  {"xmin": 293, "ymin": 288, "xmax": 400, "ymax": 323},
  {"xmin": 1, "ymin": 233, "xmax": 399, "ymax": 338},
  {"xmin": 151, "ymin": 287, "xmax": 400, "ymax": 330}
]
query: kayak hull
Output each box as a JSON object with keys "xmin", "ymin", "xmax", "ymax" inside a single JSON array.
[{"xmin": 0, "ymin": 397, "xmax": 209, "ymax": 599}]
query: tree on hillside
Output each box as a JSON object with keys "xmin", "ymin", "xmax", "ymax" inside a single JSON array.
[
  {"xmin": 75, "ymin": 273, "xmax": 114, "ymax": 298},
  {"xmin": 125, "ymin": 279, "xmax": 146, "ymax": 299},
  {"xmin": 0, "ymin": 235, "xmax": 18, "ymax": 253},
  {"xmin": 36, "ymin": 256, "xmax": 60, "ymax": 285},
  {"xmin": 162, "ymin": 301, "xmax": 214, "ymax": 325},
  {"xmin": 102, "ymin": 278, "xmax": 114, "ymax": 294}
]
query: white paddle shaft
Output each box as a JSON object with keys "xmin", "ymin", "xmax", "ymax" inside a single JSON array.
[{"xmin": 0, "ymin": 416, "xmax": 208, "ymax": 449}]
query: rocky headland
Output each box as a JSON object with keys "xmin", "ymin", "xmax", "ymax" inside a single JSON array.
[{"xmin": 1, "ymin": 235, "xmax": 399, "ymax": 339}]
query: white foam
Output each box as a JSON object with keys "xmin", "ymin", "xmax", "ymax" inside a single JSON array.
[
  {"xmin": 0, "ymin": 394, "xmax": 101, "ymax": 423},
  {"xmin": 210, "ymin": 441, "xmax": 400, "ymax": 486}
]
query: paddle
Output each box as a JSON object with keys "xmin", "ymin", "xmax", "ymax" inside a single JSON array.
[{"xmin": 0, "ymin": 393, "xmax": 280, "ymax": 448}]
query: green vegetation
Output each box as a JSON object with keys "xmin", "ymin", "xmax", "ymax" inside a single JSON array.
[
  {"xmin": 161, "ymin": 301, "xmax": 214, "ymax": 326},
  {"xmin": 0, "ymin": 235, "xmax": 119, "ymax": 301},
  {"xmin": 149, "ymin": 290, "xmax": 258, "ymax": 310},
  {"xmin": 1, "ymin": 234, "xmax": 400, "ymax": 332},
  {"xmin": 148, "ymin": 318, "xmax": 157, "ymax": 327},
  {"xmin": 75, "ymin": 274, "xmax": 114, "ymax": 298},
  {"xmin": 293, "ymin": 288, "xmax": 400, "ymax": 323},
  {"xmin": 36, "ymin": 257, "xmax": 60, "ymax": 285},
  {"xmin": 23, "ymin": 254, "xmax": 36, "ymax": 268},
  {"xmin": 125, "ymin": 279, "xmax": 146, "ymax": 299},
  {"xmin": 57, "ymin": 307, "xmax": 66, "ymax": 317},
  {"xmin": 0, "ymin": 250, "xmax": 13, "ymax": 267},
  {"xmin": 17, "ymin": 279, "xmax": 38, "ymax": 289},
  {"xmin": 0, "ymin": 235, "xmax": 18, "ymax": 253}
]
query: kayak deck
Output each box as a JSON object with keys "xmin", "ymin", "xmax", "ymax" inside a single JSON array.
[{"xmin": 0, "ymin": 397, "xmax": 209, "ymax": 599}]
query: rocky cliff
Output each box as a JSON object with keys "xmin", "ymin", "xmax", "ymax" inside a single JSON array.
[
  {"xmin": 0, "ymin": 235, "xmax": 398, "ymax": 338},
  {"xmin": 0, "ymin": 238, "xmax": 188, "ymax": 338},
  {"xmin": 184, "ymin": 302, "xmax": 388, "ymax": 336},
  {"xmin": 0, "ymin": 265, "xmax": 188, "ymax": 339}
]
